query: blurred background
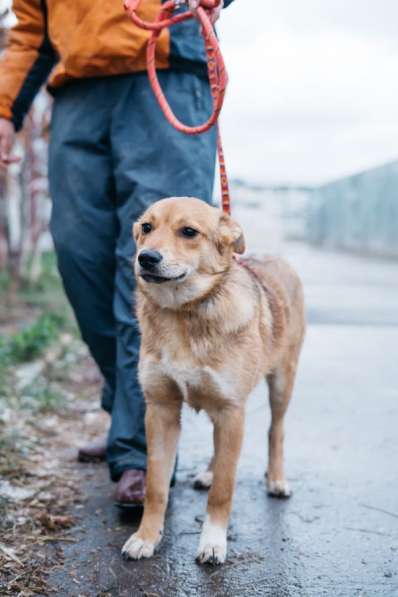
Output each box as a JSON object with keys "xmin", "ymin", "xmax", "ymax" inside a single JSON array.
[
  {"xmin": 219, "ymin": 0, "xmax": 398, "ymax": 258},
  {"xmin": 1, "ymin": 1, "xmax": 397, "ymax": 595},
  {"xmin": 2, "ymin": 0, "xmax": 398, "ymax": 288}
]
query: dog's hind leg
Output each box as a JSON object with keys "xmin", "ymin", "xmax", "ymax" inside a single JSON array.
[
  {"xmin": 193, "ymin": 456, "xmax": 214, "ymax": 490},
  {"xmin": 266, "ymin": 342, "xmax": 301, "ymax": 499},
  {"xmin": 122, "ymin": 399, "xmax": 181, "ymax": 560},
  {"xmin": 193, "ymin": 424, "xmax": 219, "ymax": 490},
  {"xmin": 196, "ymin": 406, "xmax": 244, "ymax": 565}
]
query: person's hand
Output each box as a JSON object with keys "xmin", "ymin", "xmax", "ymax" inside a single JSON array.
[
  {"xmin": 188, "ymin": 0, "xmax": 224, "ymax": 24},
  {"xmin": 0, "ymin": 118, "xmax": 20, "ymax": 167}
]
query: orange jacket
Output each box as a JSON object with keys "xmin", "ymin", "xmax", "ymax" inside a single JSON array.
[{"xmin": 0, "ymin": 0, "xmax": 234, "ymax": 130}]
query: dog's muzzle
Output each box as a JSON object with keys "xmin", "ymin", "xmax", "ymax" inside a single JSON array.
[
  {"xmin": 138, "ymin": 249, "xmax": 163, "ymax": 271},
  {"xmin": 137, "ymin": 249, "xmax": 187, "ymax": 284}
]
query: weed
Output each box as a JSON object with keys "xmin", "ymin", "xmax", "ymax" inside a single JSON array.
[
  {"xmin": 21, "ymin": 382, "xmax": 64, "ymax": 414},
  {"xmin": 1, "ymin": 312, "xmax": 66, "ymax": 364},
  {"xmin": 0, "ymin": 271, "xmax": 11, "ymax": 293},
  {"xmin": 0, "ymin": 422, "xmax": 28, "ymax": 479}
]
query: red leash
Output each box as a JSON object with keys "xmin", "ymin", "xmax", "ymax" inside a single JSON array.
[{"xmin": 124, "ymin": 0, "xmax": 231, "ymax": 215}]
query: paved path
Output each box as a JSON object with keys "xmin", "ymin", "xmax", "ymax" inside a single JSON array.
[{"xmin": 49, "ymin": 227, "xmax": 398, "ymax": 596}]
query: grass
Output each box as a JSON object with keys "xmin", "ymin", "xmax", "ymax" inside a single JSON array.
[
  {"xmin": 0, "ymin": 251, "xmax": 76, "ymax": 410},
  {"xmin": 1, "ymin": 312, "xmax": 67, "ymax": 363},
  {"xmin": 0, "ymin": 422, "xmax": 30, "ymax": 480},
  {"xmin": 1, "ymin": 251, "xmax": 75, "ymax": 318},
  {"xmin": 0, "ymin": 253, "xmax": 88, "ymax": 597},
  {"xmin": 21, "ymin": 382, "xmax": 64, "ymax": 414},
  {"xmin": 0, "ymin": 271, "xmax": 11, "ymax": 293}
]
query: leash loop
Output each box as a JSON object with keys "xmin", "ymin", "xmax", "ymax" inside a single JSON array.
[{"xmin": 124, "ymin": 0, "xmax": 231, "ymax": 214}]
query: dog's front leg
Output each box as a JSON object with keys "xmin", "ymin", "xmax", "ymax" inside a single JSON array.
[
  {"xmin": 197, "ymin": 405, "xmax": 245, "ymax": 565},
  {"xmin": 122, "ymin": 399, "xmax": 181, "ymax": 560}
]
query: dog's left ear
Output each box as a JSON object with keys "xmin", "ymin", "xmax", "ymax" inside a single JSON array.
[
  {"xmin": 217, "ymin": 213, "xmax": 246, "ymax": 255},
  {"xmin": 132, "ymin": 221, "xmax": 140, "ymax": 242}
]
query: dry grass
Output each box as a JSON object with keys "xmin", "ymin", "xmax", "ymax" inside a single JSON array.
[
  {"xmin": 0, "ymin": 253, "xmax": 106, "ymax": 596},
  {"xmin": 0, "ymin": 342, "xmax": 105, "ymax": 596}
]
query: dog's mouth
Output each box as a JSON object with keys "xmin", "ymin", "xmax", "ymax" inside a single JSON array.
[{"xmin": 140, "ymin": 271, "xmax": 187, "ymax": 284}]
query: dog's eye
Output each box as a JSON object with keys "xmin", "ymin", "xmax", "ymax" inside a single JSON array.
[
  {"xmin": 181, "ymin": 227, "xmax": 199, "ymax": 238},
  {"xmin": 141, "ymin": 223, "xmax": 152, "ymax": 235}
]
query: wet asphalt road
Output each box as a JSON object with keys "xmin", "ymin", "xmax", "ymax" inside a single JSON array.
[{"xmin": 49, "ymin": 235, "xmax": 398, "ymax": 597}]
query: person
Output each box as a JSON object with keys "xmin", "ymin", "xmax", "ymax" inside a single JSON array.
[{"xmin": 0, "ymin": 0, "xmax": 235, "ymax": 506}]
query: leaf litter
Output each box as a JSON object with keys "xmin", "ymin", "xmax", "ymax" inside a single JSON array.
[{"xmin": 0, "ymin": 334, "xmax": 107, "ymax": 596}]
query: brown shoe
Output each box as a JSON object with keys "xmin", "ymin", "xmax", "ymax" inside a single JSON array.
[
  {"xmin": 77, "ymin": 439, "xmax": 107, "ymax": 463},
  {"xmin": 115, "ymin": 469, "xmax": 146, "ymax": 508}
]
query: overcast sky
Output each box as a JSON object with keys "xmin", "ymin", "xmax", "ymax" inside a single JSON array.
[
  {"xmin": 2, "ymin": 0, "xmax": 397, "ymax": 186},
  {"xmin": 219, "ymin": 0, "xmax": 398, "ymax": 185}
]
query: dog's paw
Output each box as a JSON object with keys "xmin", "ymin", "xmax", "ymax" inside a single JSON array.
[
  {"xmin": 196, "ymin": 519, "xmax": 227, "ymax": 565},
  {"xmin": 267, "ymin": 478, "xmax": 292, "ymax": 499},
  {"xmin": 121, "ymin": 533, "xmax": 157, "ymax": 560},
  {"xmin": 193, "ymin": 470, "xmax": 213, "ymax": 490},
  {"xmin": 196, "ymin": 542, "xmax": 226, "ymax": 566}
]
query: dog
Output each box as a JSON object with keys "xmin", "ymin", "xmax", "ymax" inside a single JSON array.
[{"xmin": 122, "ymin": 197, "xmax": 305, "ymax": 565}]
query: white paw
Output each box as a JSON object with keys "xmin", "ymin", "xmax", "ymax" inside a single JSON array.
[
  {"xmin": 196, "ymin": 517, "xmax": 227, "ymax": 565},
  {"xmin": 196, "ymin": 541, "xmax": 226, "ymax": 565},
  {"xmin": 121, "ymin": 533, "xmax": 157, "ymax": 560},
  {"xmin": 267, "ymin": 478, "xmax": 292, "ymax": 499},
  {"xmin": 193, "ymin": 470, "xmax": 213, "ymax": 490}
]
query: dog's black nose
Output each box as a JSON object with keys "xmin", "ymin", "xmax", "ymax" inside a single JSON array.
[{"xmin": 138, "ymin": 249, "xmax": 163, "ymax": 270}]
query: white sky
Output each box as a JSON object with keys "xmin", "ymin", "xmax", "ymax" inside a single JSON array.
[
  {"xmin": 219, "ymin": 0, "xmax": 398, "ymax": 185},
  {"xmin": 2, "ymin": 0, "xmax": 398, "ymax": 186}
]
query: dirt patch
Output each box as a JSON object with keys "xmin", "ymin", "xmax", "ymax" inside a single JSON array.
[{"xmin": 0, "ymin": 270, "xmax": 108, "ymax": 596}]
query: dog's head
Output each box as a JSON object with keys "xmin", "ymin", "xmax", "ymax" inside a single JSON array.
[{"xmin": 133, "ymin": 197, "xmax": 245, "ymax": 308}]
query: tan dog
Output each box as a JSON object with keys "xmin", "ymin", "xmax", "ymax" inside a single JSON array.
[{"xmin": 122, "ymin": 197, "xmax": 305, "ymax": 565}]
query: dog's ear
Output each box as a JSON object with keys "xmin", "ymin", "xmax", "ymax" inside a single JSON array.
[
  {"xmin": 217, "ymin": 213, "xmax": 246, "ymax": 255},
  {"xmin": 132, "ymin": 221, "xmax": 140, "ymax": 242}
]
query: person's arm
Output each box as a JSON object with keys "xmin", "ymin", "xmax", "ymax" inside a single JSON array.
[{"xmin": 0, "ymin": 0, "xmax": 58, "ymax": 165}]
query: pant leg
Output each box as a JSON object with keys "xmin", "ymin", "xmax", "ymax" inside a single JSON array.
[
  {"xmin": 48, "ymin": 81, "xmax": 117, "ymax": 413},
  {"xmin": 106, "ymin": 71, "xmax": 217, "ymax": 481}
]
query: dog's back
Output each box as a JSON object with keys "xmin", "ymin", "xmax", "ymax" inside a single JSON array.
[{"xmin": 239, "ymin": 255, "xmax": 305, "ymax": 355}]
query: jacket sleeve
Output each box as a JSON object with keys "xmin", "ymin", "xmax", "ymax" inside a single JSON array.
[
  {"xmin": 223, "ymin": 1, "xmax": 235, "ymax": 7},
  {"xmin": 0, "ymin": 0, "xmax": 58, "ymax": 131}
]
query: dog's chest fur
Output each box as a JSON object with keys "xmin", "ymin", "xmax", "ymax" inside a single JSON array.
[
  {"xmin": 137, "ymin": 262, "xmax": 279, "ymax": 411},
  {"xmin": 140, "ymin": 337, "xmax": 237, "ymax": 411},
  {"xmin": 160, "ymin": 351, "xmax": 234, "ymax": 409}
]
